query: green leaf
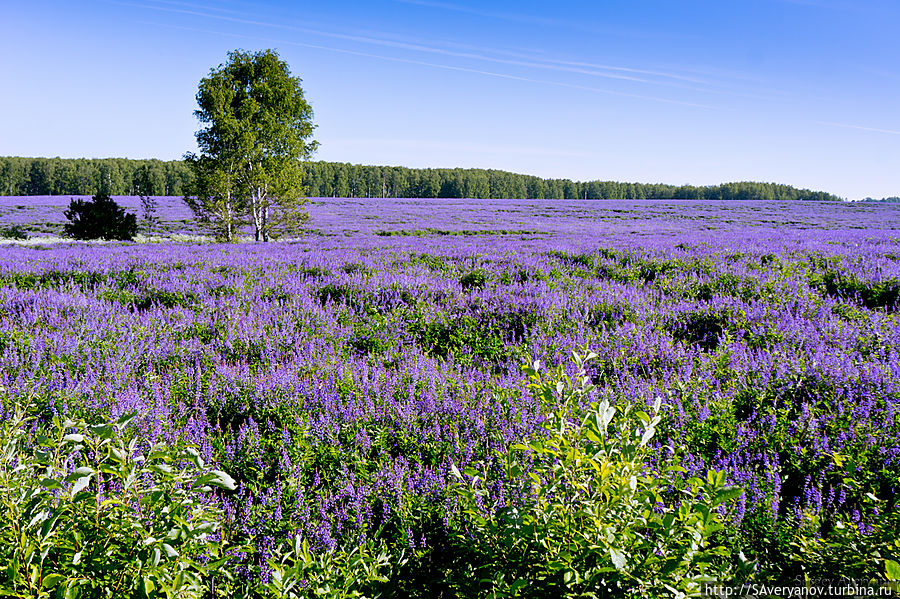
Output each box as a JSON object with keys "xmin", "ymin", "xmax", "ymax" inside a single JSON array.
[
  {"xmin": 207, "ymin": 470, "xmax": 236, "ymax": 491},
  {"xmin": 42, "ymin": 573, "xmax": 65, "ymax": 589},
  {"xmin": 192, "ymin": 521, "xmax": 217, "ymax": 536},
  {"xmin": 63, "ymin": 434, "xmax": 84, "ymax": 443},
  {"xmin": 714, "ymin": 487, "xmax": 744, "ymax": 505},
  {"xmin": 27, "ymin": 510, "xmax": 48, "ymax": 530},
  {"xmin": 40, "ymin": 512, "xmax": 61, "ymax": 541},
  {"xmin": 639, "ymin": 426, "xmax": 654, "ymax": 447},
  {"xmin": 886, "ymin": 559, "xmax": 900, "ymax": 581},
  {"xmin": 184, "ymin": 447, "xmax": 204, "ymax": 469},
  {"xmin": 162, "ymin": 543, "xmax": 179, "ymax": 558},
  {"xmin": 88, "ymin": 424, "xmax": 115, "ymax": 440},
  {"xmin": 64, "ymin": 580, "xmax": 80, "ymax": 599},
  {"xmin": 116, "ymin": 410, "xmax": 138, "ymax": 428},
  {"xmin": 7, "ymin": 556, "xmax": 18, "ymax": 582},
  {"xmin": 610, "ymin": 548, "xmax": 627, "ymax": 572},
  {"xmin": 662, "ymin": 513, "xmax": 675, "ymax": 532},
  {"xmin": 70, "ymin": 476, "xmax": 92, "ymax": 496},
  {"xmin": 142, "ymin": 577, "xmax": 156, "ymax": 596},
  {"xmin": 148, "ymin": 463, "xmax": 173, "ymax": 475},
  {"xmin": 40, "ymin": 478, "xmax": 62, "ymax": 490},
  {"xmin": 98, "ymin": 464, "xmax": 120, "ymax": 476}
]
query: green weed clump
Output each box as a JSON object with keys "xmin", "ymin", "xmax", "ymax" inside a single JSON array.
[{"xmin": 0, "ymin": 225, "xmax": 28, "ymax": 240}]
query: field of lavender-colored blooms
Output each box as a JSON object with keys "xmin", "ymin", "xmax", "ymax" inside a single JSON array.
[
  {"xmin": 1, "ymin": 197, "xmax": 899, "ymax": 585},
  {"xmin": 2, "ymin": 194, "xmax": 899, "ymax": 239}
]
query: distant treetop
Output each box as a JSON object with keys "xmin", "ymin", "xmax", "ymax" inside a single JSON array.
[{"xmin": 862, "ymin": 196, "xmax": 900, "ymax": 203}]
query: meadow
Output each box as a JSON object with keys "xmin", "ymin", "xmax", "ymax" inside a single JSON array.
[{"xmin": 1, "ymin": 197, "xmax": 899, "ymax": 596}]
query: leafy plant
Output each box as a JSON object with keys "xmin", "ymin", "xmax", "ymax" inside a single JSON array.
[
  {"xmin": 449, "ymin": 350, "xmax": 749, "ymax": 597},
  {"xmin": 787, "ymin": 459, "xmax": 900, "ymax": 580},
  {"xmin": 0, "ymin": 396, "xmax": 237, "ymax": 598},
  {"xmin": 257, "ymin": 535, "xmax": 397, "ymax": 599}
]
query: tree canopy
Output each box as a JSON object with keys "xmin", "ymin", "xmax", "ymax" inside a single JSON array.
[
  {"xmin": 0, "ymin": 156, "xmax": 843, "ymax": 202},
  {"xmin": 0, "ymin": 157, "xmax": 192, "ymax": 196},
  {"xmin": 184, "ymin": 49, "xmax": 318, "ymax": 241}
]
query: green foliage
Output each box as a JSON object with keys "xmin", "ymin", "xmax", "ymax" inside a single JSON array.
[
  {"xmin": 448, "ymin": 350, "xmax": 747, "ymax": 597},
  {"xmin": 0, "ymin": 157, "xmax": 193, "ymax": 196},
  {"xmin": 0, "ymin": 397, "xmax": 237, "ymax": 598},
  {"xmin": 0, "ymin": 225, "xmax": 28, "ymax": 240},
  {"xmin": 812, "ymin": 270, "xmax": 900, "ymax": 312},
  {"xmin": 257, "ymin": 535, "xmax": 397, "ymax": 599},
  {"xmin": 302, "ymin": 161, "xmax": 841, "ymax": 201},
  {"xmin": 409, "ymin": 314, "xmax": 508, "ymax": 369},
  {"xmin": 186, "ymin": 49, "xmax": 317, "ymax": 242},
  {"xmin": 0, "ymin": 269, "xmax": 108, "ymax": 292},
  {"xmin": 62, "ymin": 193, "xmax": 138, "ymax": 241},
  {"xmin": 0, "ymin": 156, "xmax": 842, "ymax": 201},
  {"xmin": 668, "ymin": 308, "xmax": 738, "ymax": 351},
  {"xmin": 373, "ymin": 228, "xmax": 543, "ymax": 237},
  {"xmin": 134, "ymin": 167, "xmax": 160, "ymax": 236},
  {"xmin": 459, "ymin": 269, "xmax": 489, "ymax": 290},
  {"xmin": 787, "ymin": 462, "xmax": 899, "ymax": 580}
]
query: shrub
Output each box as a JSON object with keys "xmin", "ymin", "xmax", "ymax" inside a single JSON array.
[
  {"xmin": 449, "ymin": 350, "xmax": 749, "ymax": 597},
  {"xmin": 63, "ymin": 193, "xmax": 138, "ymax": 241},
  {"xmin": 0, "ymin": 397, "xmax": 237, "ymax": 598}
]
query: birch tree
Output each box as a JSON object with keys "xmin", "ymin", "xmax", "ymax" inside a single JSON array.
[{"xmin": 184, "ymin": 49, "xmax": 317, "ymax": 241}]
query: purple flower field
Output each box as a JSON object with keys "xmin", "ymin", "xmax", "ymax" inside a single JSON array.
[
  {"xmin": 1, "ymin": 197, "xmax": 899, "ymax": 581},
  {"xmin": 3, "ymin": 194, "xmax": 899, "ymax": 239}
]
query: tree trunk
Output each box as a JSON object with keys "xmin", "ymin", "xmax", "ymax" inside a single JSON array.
[{"xmin": 251, "ymin": 187, "xmax": 263, "ymax": 242}]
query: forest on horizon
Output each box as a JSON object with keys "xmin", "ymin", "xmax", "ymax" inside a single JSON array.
[{"xmin": 0, "ymin": 156, "xmax": 841, "ymax": 202}]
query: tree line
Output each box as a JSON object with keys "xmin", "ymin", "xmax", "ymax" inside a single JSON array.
[
  {"xmin": 304, "ymin": 162, "xmax": 840, "ymax": 201},
  {"xmin": 0, "ymin": 156, "xmax": 841, "ymax": 201},
  {"xmin": 0, "ymin": 157, "xmax": 193, "ymax": 196}
]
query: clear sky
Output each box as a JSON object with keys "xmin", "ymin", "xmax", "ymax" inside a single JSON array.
[{"xmin": 2, "ymin": 0, "xmax": 898, "ymax": 199}]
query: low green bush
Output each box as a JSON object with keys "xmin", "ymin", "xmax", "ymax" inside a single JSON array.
[
  {"xmin": 0, "ymin": 396, "xmax": 237, "ymax": 598},
  {"xmin": 448, "ymin": 350, "xmax": 750, "ymax": 597}
]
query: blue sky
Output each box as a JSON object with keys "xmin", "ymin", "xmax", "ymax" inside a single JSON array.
[{"xmin": 2, "ymin": 0, "xmax": 898, "ymax": 199}]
